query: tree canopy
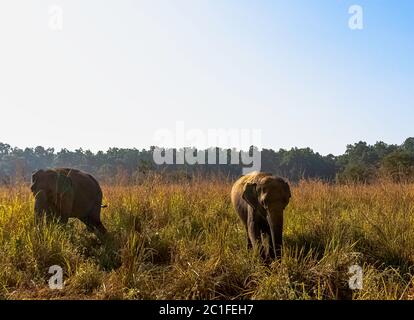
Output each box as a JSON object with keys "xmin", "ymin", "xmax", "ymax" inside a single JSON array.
[{"xmin": 1, "ymin": 138, "xmax": 413, "ymax": 184}]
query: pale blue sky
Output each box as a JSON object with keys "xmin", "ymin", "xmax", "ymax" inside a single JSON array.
[{"xmin": 0, "ymin": 0, "xmax": 413, "ymax": 155}]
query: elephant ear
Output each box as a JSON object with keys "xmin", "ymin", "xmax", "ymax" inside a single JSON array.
[{"xmin": 242, "ymin": 183, "xmax": 259, "ymax": 210}]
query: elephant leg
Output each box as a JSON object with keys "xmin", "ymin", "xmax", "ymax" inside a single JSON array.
[
  {"xmin": 34, "ymin": 207, "xmax": 46, "ymax": 224},
  {"xmin": 82, "ymin": 204, "xmax": 107, "ymax": 235},
  {"xmin": 79, "ymin": 217, "xmax": 95, "ymax": 232},
  {"xmin": 57, "ymin": 191, "xmax": 73, "ymax": 224}
]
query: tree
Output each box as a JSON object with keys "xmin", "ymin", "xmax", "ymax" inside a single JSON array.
[
  {"xmin": 381, "ymin": 150, "xmax": 414, "ymax": 182},
  {"xmin": 0, "ymin": 143, "xmax": 11, "ymax": 155},
  {"xmin": 337, "ymin": 162, "xmax": 375, "ymax": 183},
  {"xmin": 402, "ymin": 138, "xmax": 414, "ymax": 154},
  {"xmin": 1, "ymin": 137, "xmax": 414, "ymax": 185}
]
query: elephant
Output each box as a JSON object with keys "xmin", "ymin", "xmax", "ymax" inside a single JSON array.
[
  {"xmin": 231, "ymin": 171, "xmax": 291, "ymax": 260},
  {"xmin": 30, "ymin": 168, "xmax": 107, "ymax": 234}
]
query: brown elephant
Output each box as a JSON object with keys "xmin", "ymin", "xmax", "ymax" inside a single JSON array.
[
  {"xmin": 231, "ymin": 171, "xmax": 291, "ymax": 260},
  {"xmin": 31, "ymin": 168, "xmax": 107, "ymax": 234}
]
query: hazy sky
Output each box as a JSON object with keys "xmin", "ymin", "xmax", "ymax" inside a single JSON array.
[{"xmin": 0, "ymin": 0, "xmax": 413, "ymax": 155}]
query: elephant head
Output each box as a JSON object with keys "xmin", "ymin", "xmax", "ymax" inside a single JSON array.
[
  {"xmin": 242, "ymin": 176, "xmax": 291, "ymax": 259},
  {"xmin": 31, "ymin": 169, "xmax": 74, "ymax": 218}
]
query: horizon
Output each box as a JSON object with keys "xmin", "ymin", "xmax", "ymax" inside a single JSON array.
[{"xmin": 1, "ymin": 135, "xmax": 413, "ymax": 157}]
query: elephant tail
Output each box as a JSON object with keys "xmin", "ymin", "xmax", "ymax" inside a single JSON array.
[{"xmin": 101, "ymin": 204, "xmax": 108, "ymax": 208}]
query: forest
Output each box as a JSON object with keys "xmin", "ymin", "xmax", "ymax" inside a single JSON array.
[{"xmin": 0, "ymin": 138, "xmax": 413, "ymax": 184}]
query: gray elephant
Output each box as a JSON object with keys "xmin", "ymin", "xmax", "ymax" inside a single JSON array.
[
  {"xmin": 31, "ymin": 168, "xmax": 107, "ymax": 234},
  {"xmin": 231, "ymin": 171, "xmax": 291, "ymax": 260}
]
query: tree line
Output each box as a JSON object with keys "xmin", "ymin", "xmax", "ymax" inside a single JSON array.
[{"xmin": 1, "ymin": 138, "xmax": 414, "ymax": 184}]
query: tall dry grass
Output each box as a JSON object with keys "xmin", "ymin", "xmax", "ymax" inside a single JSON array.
[{"xmin": 1, "ymin": 179, "xmax": 414, "ymax": 299}]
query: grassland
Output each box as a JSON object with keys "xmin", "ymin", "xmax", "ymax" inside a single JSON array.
[{"xmin": 1, "ymin": 178, "xmax": 414, "ymax": 300}]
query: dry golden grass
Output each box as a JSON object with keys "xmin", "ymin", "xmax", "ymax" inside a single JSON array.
[{"xmin": 1, "ymin": 179, "xmax": 414, "ymax": 300}]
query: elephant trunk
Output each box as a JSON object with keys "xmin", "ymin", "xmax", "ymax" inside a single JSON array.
[{"xmin": 266, "ymin": 205, "xmax": 284, "ymax": 260}]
